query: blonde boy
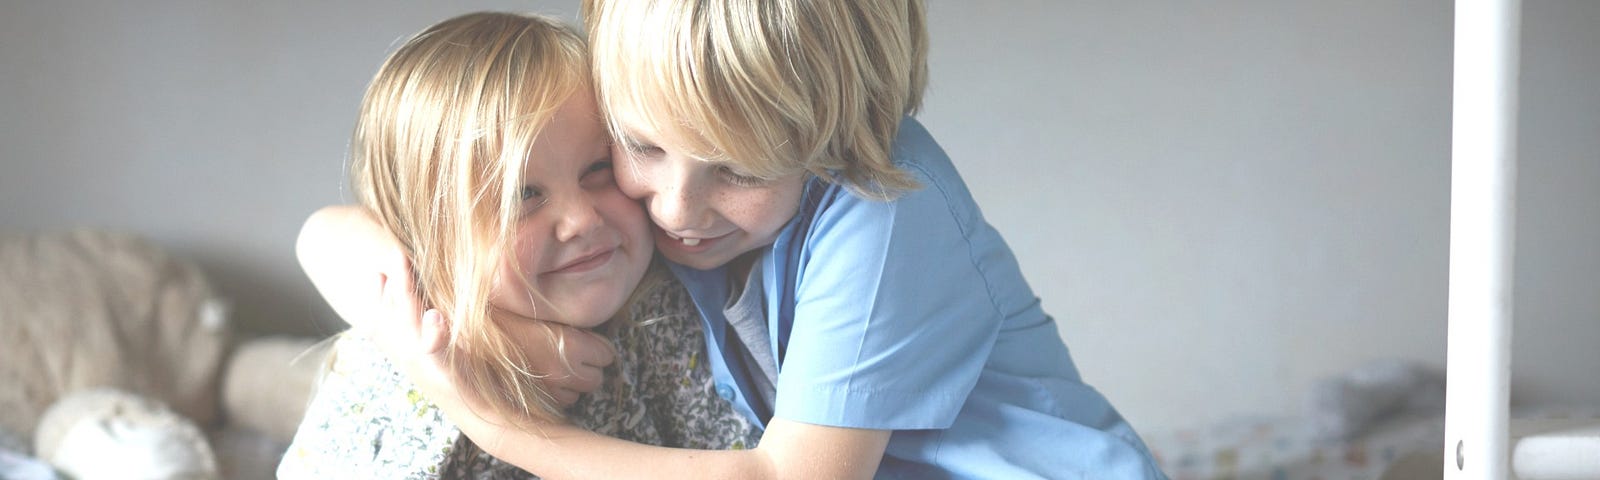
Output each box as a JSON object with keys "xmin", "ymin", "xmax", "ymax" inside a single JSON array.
[{"xmin": 405, "ymin": 1, "xmax": 1167, "ymax": 478}]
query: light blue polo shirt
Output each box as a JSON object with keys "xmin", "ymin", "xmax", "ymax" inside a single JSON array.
[{"xmin": 668, "ymin": 117, "xmax": 1166, "ymax": 479}]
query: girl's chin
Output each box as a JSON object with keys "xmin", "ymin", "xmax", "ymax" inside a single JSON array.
[
  {"xmin": 554, "ymin": 310, "xmax": 611, "ymax": 329},
  {"xmin": 561, "ymin": 295, "xmax": 630, "ymax": 327}
]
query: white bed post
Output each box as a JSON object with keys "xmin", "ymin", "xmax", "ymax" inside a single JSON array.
[{"xmin": 1444, "ymin": 0, "xmax": 1521, "ymax": 478}]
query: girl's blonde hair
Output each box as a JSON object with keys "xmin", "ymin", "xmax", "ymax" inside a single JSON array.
[
  {"xmin": 349, "ymin": 11, "xmax": 588, "ymax": 424},
  {"xmin": 582, "ymin": 0, "xmax": 929, "ymax": 200}
]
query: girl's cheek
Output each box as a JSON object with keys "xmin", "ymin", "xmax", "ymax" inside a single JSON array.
[
  {"xmin": 602, "ymin": 189, "xmax": 647, "ymax": 223},
  {"xmin": 613, "ymin": 167, "xmax": 650, "ymax": 200}
]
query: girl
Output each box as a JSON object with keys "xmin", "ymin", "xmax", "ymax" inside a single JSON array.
[
  {"xmin": 397, "ymin": 0, "xmax": 1168, "ymax": 478},
  {"xmin": 278, "ymin": 12, "xmax": 756, "ymax": 478}
]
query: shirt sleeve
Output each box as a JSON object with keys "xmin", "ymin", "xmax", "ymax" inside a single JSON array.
[{"xmin": 771, "ymin": 162, "xmax": 1003, "ymax": 431}]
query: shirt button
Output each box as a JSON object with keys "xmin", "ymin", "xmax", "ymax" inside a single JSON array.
[{"xmin": 715, "ymin": 383, "xmax": 735, "ymax": 400}]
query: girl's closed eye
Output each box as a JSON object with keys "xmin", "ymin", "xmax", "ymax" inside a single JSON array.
[
  {"xmin": 580, "ymin": 160, "xmax": 615, "ymax": 189},
  {"xmin": 519, "ymin": 185, "xmax": 548, "ymax": 212}
]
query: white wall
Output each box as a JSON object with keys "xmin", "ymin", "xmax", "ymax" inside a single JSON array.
[
  {"xmin": 2, "ymin": 0, "xmax": 1594, "ymax": 432},
  {"xmin": 920, "ymin": 0, "xmax": 1597, "ymax": 430}
]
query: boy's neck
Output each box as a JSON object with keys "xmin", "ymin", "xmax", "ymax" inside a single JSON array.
[{"xmin": 725, "ymin": 251, "xmax": 762, "ymax": 293}]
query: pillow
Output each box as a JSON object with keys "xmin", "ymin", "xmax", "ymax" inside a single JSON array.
[
  {"xmin": 0, "ymin": 230, "xmax": 230, "ymax": 446},
  {"xmin": 34, "ymin": 387, "xmax": 219, "ymax": 480}
]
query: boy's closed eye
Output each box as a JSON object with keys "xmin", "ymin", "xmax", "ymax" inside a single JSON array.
[
  {"xmin": 620, "ymin": 139, "xmax": 664, "ymax": 157},
  {"xmin": 715, "ymin": 165, "xmax": 768, "ymax": 187},
  {"xmin": 617, "ymin": 134, "xmax": 769, "ymax": 187}
]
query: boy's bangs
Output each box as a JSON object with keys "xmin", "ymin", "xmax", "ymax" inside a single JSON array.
[
  {"xmin": 595, "ymin": 31, "xmax": 717, "ymax": 162},
  {"xmin": 592, "ymin": 0, "xmax": 799, "ymax": 179},
  {"xmin": 603, "ymin": 57, "xmax": 806, "ymax": 181}
]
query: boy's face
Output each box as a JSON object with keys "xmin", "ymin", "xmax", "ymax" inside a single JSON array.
[
  {"xmin": 491, "ymin": 93, "xmax": 653, "ymax": 328},
  {"xmin": 611, "ymin": 121, "xmax": 806, "ymax": 271}
]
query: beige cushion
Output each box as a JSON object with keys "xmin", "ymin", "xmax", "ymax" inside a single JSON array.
[
  {"xmin": 0, "ymin": 230, "xmax": 230, "ymax": 445},
  {"xmin": 221, "ymin": 336, "xmax": 326, "ymax": 444}
]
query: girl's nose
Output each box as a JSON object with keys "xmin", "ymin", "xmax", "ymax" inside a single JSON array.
[{"xmin": 554, "ymin": 194, "xmax": 604, "ymax": 243}]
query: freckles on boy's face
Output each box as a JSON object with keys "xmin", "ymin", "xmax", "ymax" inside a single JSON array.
[{"xmin": 610, "ymin": 139, "xmax": 806, "ymax": 271}]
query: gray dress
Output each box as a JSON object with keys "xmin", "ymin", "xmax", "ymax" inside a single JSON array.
[{"xmin": 277, "ymin": 276, "xmax": 760, "ymax": 479}]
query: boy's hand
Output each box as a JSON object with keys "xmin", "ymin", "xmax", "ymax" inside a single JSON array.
[
  {"xmin": 490, "ymin": 313, "xmax": 616, "ymax": 406},
  {"xmin": 372, "ymin": 256, "xmax": 616, "ymax": 407}
]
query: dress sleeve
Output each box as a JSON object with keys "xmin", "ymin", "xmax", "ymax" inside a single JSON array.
[{"xmin": 772, "ymin": 163, "xmax": 1002, "ymax": 431}]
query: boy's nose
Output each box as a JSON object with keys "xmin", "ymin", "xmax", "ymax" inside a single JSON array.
[{"xmin": 651, "ymin": 183, "xmax": 710, "ymax": 234}]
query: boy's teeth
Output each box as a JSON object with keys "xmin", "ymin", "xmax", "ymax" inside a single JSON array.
[{"xmin": 682, "ymin": 238, "xmax": 701, "ymax": 246}]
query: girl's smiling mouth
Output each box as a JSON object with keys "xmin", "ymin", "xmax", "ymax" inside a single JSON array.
[{"xmin": 547, "ymin": 248, "xmax": 615, "ymax": 274}]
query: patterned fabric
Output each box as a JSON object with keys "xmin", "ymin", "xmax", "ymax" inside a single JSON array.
[{"xmin": 278, "ymin": 277, "xmax": 759, "ymax": 479}]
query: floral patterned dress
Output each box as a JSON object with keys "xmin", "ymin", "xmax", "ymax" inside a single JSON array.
[{"xmin": 277, "ymin": 276, "xmax": 760, "ymax": 479}]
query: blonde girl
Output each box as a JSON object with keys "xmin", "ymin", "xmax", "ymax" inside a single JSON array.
[{"xmin": 280, "ymin": 11, "xmax": 755, "ymax": 478}]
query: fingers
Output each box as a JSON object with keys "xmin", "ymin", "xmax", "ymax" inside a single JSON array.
[
  {"xmin": 549, "ymin": 388, "xmax": 581, "ymax": 408},
  {"xmin": 560, "ymin": 358, "xmax": 606, "ymax": 399},
  {"xmin": 563, "ymin": 326, "xmax": 618, "ymax": 369},
  {"xmin": 547, "ymin": 325, "xmax": 614, "ymax": 399},
  {"xmin": 488, "ymin": 319, "xmax": 615, "ymax": 401},
  {"xmin": 545, "ymin": 352, "xmax": 602, "ymax": 407}
]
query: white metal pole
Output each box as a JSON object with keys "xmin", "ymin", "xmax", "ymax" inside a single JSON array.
[{"xmin": 1445, "ymin": 0, "xmax": 1521, "ymax": 478}]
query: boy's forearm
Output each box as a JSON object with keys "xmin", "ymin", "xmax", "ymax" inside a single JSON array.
[
  {"xmin": 462, "ymin": 418, "xmax": 771, "ymax": 480},
  {"xmin": 453, "ymin": 410, "xmax": 884, "ymax": 480}
]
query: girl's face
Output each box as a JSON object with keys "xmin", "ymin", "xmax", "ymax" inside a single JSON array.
[
  {"xmin": 489, "ymin": 93, "xmax": 653, "ymax": 328},
  {"xmin": 610, "ymin": 121, "xmax": 807, "ymax": 271}
]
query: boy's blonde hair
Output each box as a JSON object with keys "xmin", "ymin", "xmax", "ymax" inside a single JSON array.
[
  {"xmin": 349, "ymin": 12, "xmax": 588, "ymax": 424},
  {"xmin": 582, "ymin": 0, "xmax": 929, "ymax": 200}
]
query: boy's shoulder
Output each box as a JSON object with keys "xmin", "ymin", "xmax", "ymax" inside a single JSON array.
[
  {"xmin": 881, "ymin": 116, "xmax": 983, "ymax": 227},
  {"xmin": 890, "ymin": 117, "xmax": 975, "ymax": 205}
]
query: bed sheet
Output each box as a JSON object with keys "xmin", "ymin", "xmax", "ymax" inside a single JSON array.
[
  {"xmin": 1145, "ymin": 412, "xmax": 1443, "ymax": 480},
  {"xmin": 1147, "ymin": 406, "xmax": 1600, "ymax": 480}
]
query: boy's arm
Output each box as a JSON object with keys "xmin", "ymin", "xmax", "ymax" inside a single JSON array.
[
  {"xmin": 470, "ymin": 413, "xmax": 890, "ymax": 480},
  {"xmin": 396, "ymin": 308, "xmax": 890, "ymax": 480},
  {"xmin": 295, "ymin": 205, "xmax": 405, "ymax": 331},
  {"xmin": 294, "ymin": 205, "xmax": 615, "ymax": 404}
]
